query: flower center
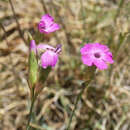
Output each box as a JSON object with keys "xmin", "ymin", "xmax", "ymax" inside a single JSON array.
[
  {"xmin": 94, "ymin": 52, "xmax": 101, "ymax": 58},
  {"xmin": 41, "ymin": 26, "xmax": 45, "ymax": 29}
]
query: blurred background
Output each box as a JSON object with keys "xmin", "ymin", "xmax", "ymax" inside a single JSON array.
[{"xmin": 0, "ymin": 0, "xmax": 130, "ymax": 130}]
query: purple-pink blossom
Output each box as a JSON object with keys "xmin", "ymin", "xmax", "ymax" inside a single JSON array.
[
  {"xmin": 37, "ymin": 43, "xmax": 61, "ymax": 69},
  {"xmin": 80, "ymin": 43, "xmax": 114, "ymax": 70},
  {"xmin": 38, "ymin": 14, "xmax": 60, "ymax": 34}
]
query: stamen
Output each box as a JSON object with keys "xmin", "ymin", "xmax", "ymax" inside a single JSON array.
[
  {"xmin": 94, "ymin": 52, "xmax": 100, "ymax": 58},
  {"xmin": 55, "ymin": 44, "xmax": 62, "ymax": 53}
]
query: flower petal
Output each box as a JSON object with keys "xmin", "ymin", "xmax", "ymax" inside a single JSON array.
[
  {"xmin": 104, "ymin": 54, "xmax": 114, "ymax": 64},
  {"xmin": 94, "ymin": 59, "xmax": 108, "ymax": 70},
  {"xmin": 44, "ymin": 23, "xmax": 60, "ymax": 33},
  {"xmin": 80, "ymin": 44, "xmax": 93, "ymax": 55},
  {"xmin": 37, "ymin": 44, "xmax": 55, "ymax": 51},
  {"xmin": 41, "ymin": 14, "xmax": 54, "ymax": 25},
  {"xmin": 81, "ymin": 54, "xmax": 93, "ymax": 66},
  {"xmin": 41, "ymin": 50, "xmax": 58, "ymax": 69}
]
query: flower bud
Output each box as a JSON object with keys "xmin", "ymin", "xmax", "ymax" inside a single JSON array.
[{"xmin": 28, "ymin": 40, "xmax": 38, "ymax": 88}]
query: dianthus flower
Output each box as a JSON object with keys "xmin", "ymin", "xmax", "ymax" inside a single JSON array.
[
  {"xmin": 80, "ymin": 43, "xmax": 114, "ymax": 70},
  {"xmin": 38, "ymin": 14, "xmax": 60, "ymax": 34},
  {"xmin": 37, "ymin": 43, "xmax": 61, "ymax": 69}
]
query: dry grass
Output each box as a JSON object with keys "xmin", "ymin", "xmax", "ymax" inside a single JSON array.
[{"xmin": 0, "ymin": 0, "xmax": 130, "ymax": 130}]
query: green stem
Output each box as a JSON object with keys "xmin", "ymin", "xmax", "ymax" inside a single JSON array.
[
  {"xmin": 8, "ymin": 0, "xmax": 27, "ymax": 44},
  {"xmin": 114, "ymin": 0, "xmax": 124, "ymax": 21},
  {"xmin": 66, "ymin": 81, "xmax": 90, "ymax": 130},
  {"xmin": 26, "ymin": 88, "xmax": 35, "ymax": 130}
]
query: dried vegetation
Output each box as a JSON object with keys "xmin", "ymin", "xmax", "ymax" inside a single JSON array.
[{"xmin": 0, "ymin": 0, "xmax": 130, "ymax": 130}]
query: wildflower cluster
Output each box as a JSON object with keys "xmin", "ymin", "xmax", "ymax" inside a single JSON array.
[
  {"xmin": 27, "ymin": 14, "xmax": 61, "ymax": 129},
  {"xmin": 30, "ymin": 14, "xmax": 61, "ymax": 69},
  {"xmin": 30, "ymin": 14, "xmax": 114, "ymax": 70},
  {"xmin": 27, "ymin": 13, "xmax": 114, "ymax": 130}
]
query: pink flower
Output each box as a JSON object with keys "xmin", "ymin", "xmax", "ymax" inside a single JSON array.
[
  {"xmin": 80, "ymin": 43, "xmax": 114, "ymax": 70},
  {"xmin": 37, "ymin": 44, "xmax": 61, "ymax": 69},
  {"xmin": 38, "ymin": 14, "xmax": 60, "ymax": 34}
]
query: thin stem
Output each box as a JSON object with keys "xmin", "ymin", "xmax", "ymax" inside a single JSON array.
[
  {"xmin": 50, "ymin": 1, "xmax": 75, "ymax": 52},
  {"xmin": 79, "ymin": 0, "xmax": 89, "ymax": 43},
  {"xmin": 40, "ymin": 0, "xmax": 48, "ymax": 14},
  {"xmin": 8, "ymin": 0, "xmax": 27, "ymax": 44},
  {"xmin": 0, "ymin": 23, "xmax": 9, "ymax": 46},
  {"xmin": 108, "ymin": 0, "xmax": 125, "ymax": 84},
  {"xmin": 26, "ymin": 88, "xmax": 35, "ymax": 130},
  {"xmin": 114, "ymin": 0, "xmax": 124, "ymax": 21},
  {"xmin": 0, "ymin": 23, "xmax": 20, "ymax": 80},
  {"xmin": 66, "ymin": 81, "xmax": 90, "ymax": 130}
]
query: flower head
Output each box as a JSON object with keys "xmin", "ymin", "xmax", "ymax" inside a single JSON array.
[
  {"xmin": 80, "ymin": 43, "xmax": 114, "ymax": 70},
  {"xmin": 37, "ymin": 44, "xmax": 61, "ymax": 69},
  {"xmin": 38, "ymin": 14, "xmax": 60, "ymax": 34}
]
